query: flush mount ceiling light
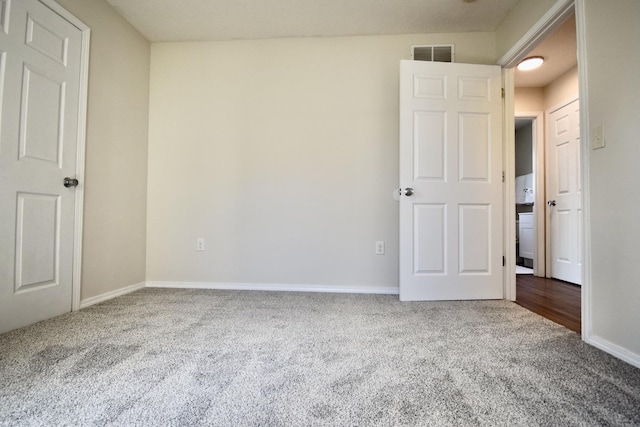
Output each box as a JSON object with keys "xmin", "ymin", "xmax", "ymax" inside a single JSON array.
[{"xmin": 517, "ymin": 56, "xmax": 545, "ymax": 71}]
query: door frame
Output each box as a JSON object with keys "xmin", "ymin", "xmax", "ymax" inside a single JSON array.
[
  {"xmin": 514, "ymin": 111, "xmax": 545, "ymax": 277},
  {"xmin": 498, "ymin": 0, "xmax": 592, "ymax": 341},
  {"xmin": 39, "ymin": 0, "xmax": 90, "ymax": 312}
]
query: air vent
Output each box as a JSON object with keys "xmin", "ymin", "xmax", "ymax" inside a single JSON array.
[{"xmin": 411, "ymin": 45, "xmax": 455, "ymax": 63}]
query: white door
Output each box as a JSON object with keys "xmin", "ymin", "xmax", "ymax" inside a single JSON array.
[
  {"xmin": 546, "ymin": 98, "xmax": 581, "ymax": 285},
  {"xmin": 0, "ymin": 0, "xmax": 84, "ymax": 333},
  {"xmin": 399, "ymin": 60, "xmax": 503, "ymax": 301}
]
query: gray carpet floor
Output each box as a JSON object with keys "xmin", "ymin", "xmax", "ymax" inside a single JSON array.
[{"xmin": 1, "ymin": 288, "xmax": 639, "ymax": 426}]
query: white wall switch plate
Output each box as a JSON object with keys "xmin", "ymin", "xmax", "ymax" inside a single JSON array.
[
  {"xmin": 375, "ymin": 241, "xmax": 385, "ymax": 255},
  {"xmin": 592, "ymin": 124, "xmax": 605, "ymax": 150},
  {"xmin": 196, "ymin": 238, "xmax": 205, "ymax": 251}
]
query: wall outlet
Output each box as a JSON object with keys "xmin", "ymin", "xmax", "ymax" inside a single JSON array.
[
  {"xmin": 196, "ymin": 238, "xmax": 205, "ymax": 251},
  {"xmin": 375, "ymin": 241, "xmax": 385, "ymax": 255}
]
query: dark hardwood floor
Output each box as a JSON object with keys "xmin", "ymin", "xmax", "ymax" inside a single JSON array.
[{"xmin": 515, "ymin": 275, "xmax": 581, "ymax": 334}]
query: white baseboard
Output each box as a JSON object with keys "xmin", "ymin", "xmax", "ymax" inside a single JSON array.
[
  {"xmin": 145, "ymin": 281, "xmax": 399, "ymax": 295},
  {"xmin": 587, "ymin": 335, "xmax": 640, "ymax": 369},
  {"xmin": 79, "ymin": 281, "xmax": 147, "ymax": 309}
]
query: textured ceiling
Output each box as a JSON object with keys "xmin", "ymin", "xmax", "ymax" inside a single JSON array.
[{"xmin": 105, "ymin": 0, "xmax": 520, "ymax": 42}]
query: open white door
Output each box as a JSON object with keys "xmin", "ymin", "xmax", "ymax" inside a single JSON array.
[
  {"xmin": 546, "ymin": 98, "xmax": 582, "ymax": 285},
  {"xmin": 0, "ymin": 0, "xmax": 85, "ymax": 333},
  {"xmin": 399, "ymin": 60, "xmax": 503, "ymax": 301}
]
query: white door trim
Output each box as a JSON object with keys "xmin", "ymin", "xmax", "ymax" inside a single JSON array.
[
  {"xmin": 39, "ymin": 0, "xmax": 90, "ymax": 312},
  {"xmin": 498, "ymin": 0, "xmax": 592, "ymax": 342},
  {"xmin": 575, "ymin": 0, "xmax": 591, "ymax": 342},
  {"xmin": 497, "ymin": 0, "xmax": 575, "ymax": 68},
  {"xmin": 515, "ymin": 111, "xmax": 545, "ymax": 278},
  {"xmin": 503, "ymin": 105, "xmax": 546, "ymax": 302},
  {"xmin": 502, "ymin": 69, "xmax": 516, "ymax": 301}
]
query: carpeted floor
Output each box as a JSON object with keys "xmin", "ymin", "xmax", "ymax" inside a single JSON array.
[{"xmin": 1, "ymin": 288, "xmax": 639, "ymax": 426}]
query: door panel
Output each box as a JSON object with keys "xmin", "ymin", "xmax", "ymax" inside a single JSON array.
[
  {"xmin": 459, "ymin": 204, "xmax": 490, "ymax": 274},
  {"xmin": 414, "ymin": 203, "xmax": 446, "ymax": 274},
  {"xmin": 20, "ymin": 65, "xmax": 65, "ymax": 165},
  {"xmin": 15, "ymin": 192, "xmax": 60, "ymax": 291},
  {"xmin": 556, "ymin": 141, "xmax": 570, "ymax": 193},
  {"xmin": 0, "ymin": 0, "xmax": 83, "ymax": 333},
  {"xmin": 557, "ymin": 210, "xmax": 571, "ymax": 261},
  {"xmin": 459, "ymin": 113, "xmax": 490, "ymax": 181},
  {"xmin": 399, "ymin": 60, "xmax": 503, "ymax": 301},
  {"xmin": 414, "ymin": 111, "xmax": 445, "ymax": 180},
  {"xmin": 26, "ymin": 14, "xmax": 69, "ymax": 64},
  {"xmin": 0, "ymin": 0, "xmax": 8, "ymax": 34},
  {"xmin": 547, "ymin": 98, "xmax": 581, "ymax": 284}
]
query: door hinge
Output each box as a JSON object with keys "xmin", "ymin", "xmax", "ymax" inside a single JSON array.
[
  {"xmin": 502, "ymin": 256, "xmax": 505, "ymax": 267},
  {"xmin": 501, "ymin": 88, "xmax": 505, "ymax": 99},
  {"xmin": 502, "ymin": 171, "xmax": 505, "ymax": 182}
]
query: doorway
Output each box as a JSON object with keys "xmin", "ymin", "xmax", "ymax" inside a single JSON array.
[
  {"xmin": 501, "ymin": 1, "xmax": 586, "ymax": 334},
  {"xmin": 515, "ymin": 118, "xmax": 534, "ymax": 274},
  {"xmin": 514, "ymin": 113, "xmax": 545, "ymax": 277},
  {"xmin": 513, "ymin": 13, "xmax": 580, "ymax": 282}
]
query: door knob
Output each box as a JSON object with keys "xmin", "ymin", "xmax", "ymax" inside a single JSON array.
[
  {"xmin": 400, "ymin": 187, "xmax": 414, "ymax": 197},
  {"xmin": 547, "ymin": 200, "xmax": 556, "ymax": 206},
  {"xmin": 63, "ymin": 177, "xmax": 79, "ymax": 188}
]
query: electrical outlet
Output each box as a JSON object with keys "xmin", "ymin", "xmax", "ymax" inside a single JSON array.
[
  {"xmin": 375, "ymin": 241, "xmax": 385, "ymax": 255},
  {"xmin": 196, "ymin": 238, "xmax": 205, "ymax": 251}
]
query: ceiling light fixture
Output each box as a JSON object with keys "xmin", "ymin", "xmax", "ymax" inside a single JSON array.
[{"xmin": 517, "ymin": 56, "xmax": 545, "ymax": 71}]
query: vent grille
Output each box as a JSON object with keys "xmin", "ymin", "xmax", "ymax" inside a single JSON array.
[{"xmin": 411, "ymin": 45, "xmax": 455, "ymax": 63}]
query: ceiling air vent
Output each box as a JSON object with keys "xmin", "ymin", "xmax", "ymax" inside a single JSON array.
[{"xmin": 411, "ymin": 45, "xmax": 455, "ymax": 63}]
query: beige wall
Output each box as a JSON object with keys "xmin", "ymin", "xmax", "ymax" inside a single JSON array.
[
  {"xmin": 55, "ymin": 0, "xmax": 151, "ymax": 300},
  {"xmin": 495, "ymin": 0, "xmax": 558, "ymax": 60},
  {"xmin": 544, "ymin": 66, "xmax": 579, "ymax": 110},
  {"xmin": 147, "ymin": 33, "xmax": 495, "ymax": 289},
  {"xmin": 582, "ymin": 0, "xmax": 640, "ymax": 356},
  {"xmin": 515, "ymin": 87, "xmax": 544, "ymax": 112}
]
